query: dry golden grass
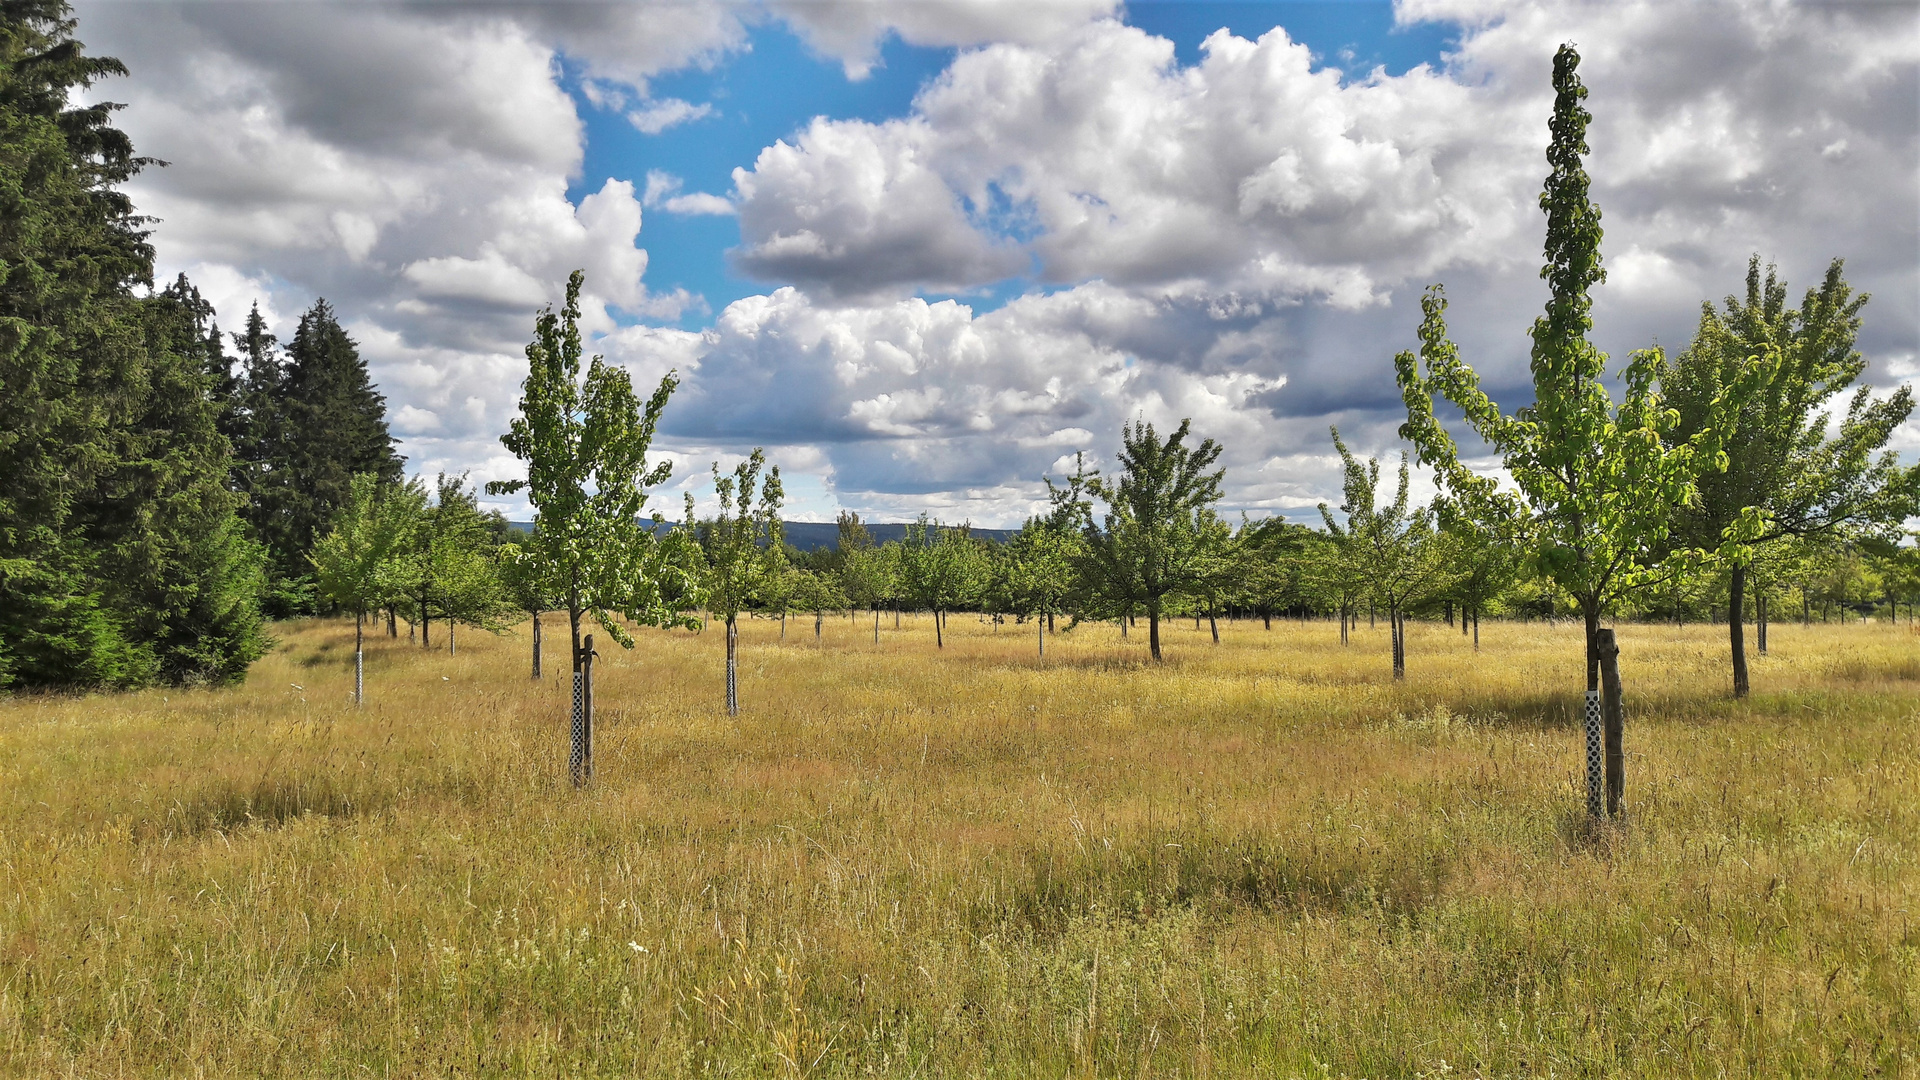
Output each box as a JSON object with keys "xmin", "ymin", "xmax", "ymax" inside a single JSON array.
[{"xmin": 2, "ymin": 612, "xmax": 1916, "ymax": 1077}]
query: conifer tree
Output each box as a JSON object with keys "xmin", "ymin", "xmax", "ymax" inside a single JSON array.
[
  {"xmin": 254, "ymin": 300, "xmax": 402, "ymax": 603},
  {"xmin": 0, "ymin": 1, "xmax": 265, "ymax": 686}
]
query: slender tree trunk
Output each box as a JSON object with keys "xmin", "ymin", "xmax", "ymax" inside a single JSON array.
[
  {"xmin": 354, "ymin": 610, "xmax": 364, "ymax": 706},
  {"xmin": 388, "ymin": 608, "xmax": 397, "ymax": 637},
  {"xmin": 873, "ymin": 607, "xmax": 879, "ymax": 643},
  {"xmin": 1149, "ymin": 606, "xmax": 1162, "ymax": 661},
  {"xmin": 1391, "ymin": 605, "xmax": 1405, "ymax": 680},
  {"xmin": 1472, "ymin": 608, "xmax": 1480, "ymax": 650},
  {"xmin": 1263, "ymin": 610, "xmax": 1271, "ymax": 630},
  {"xmin": 1757, "ymin": 592, "xmax": 1767, "ymax": 654},
  {"xmin": 1120, "ymin": 615, "xmax": 1127, "ymax": 639},
  {"xmin": 780, "ymin": 611, "xmax": 787, "ymax": 640},
  {"xmin": 815, "ymin": 609, "xmax": 823, "ymax": 639},
  {"xmin": 421, "ymin": 591, "xmax": 431, "ymax": 649},
  {"xmin": 1047, "ymin": 612, "xmax": 1055, "ymax": 634},
  {"xmin": 1194, "ymin": 611, "xmax": 1201, "ymax": 631},
  {"xmin": 450, "ymin": 621, "xmax": 456, "ymax": 657},
  {"xmin": 1728, "ymin": 561, "xmax": 1749, "ymax": 698},
  {"xmin": 569, "ymin": 610, "xmax": 589, "ymax": 788},
  {"xmin": 1339, "ymin": 607, "xmax": 1348, "ymax": 646},
  {"xmin": 895, "ymin": 606, "xmax": 901, "ymax": 630},
  {"xmin": 726, "ymin": 614, "xmax": 738, "ymax": 717},
  {"xmin": 1445, "ymin": 600, "xmax": 1453, "ymax": 627},
  {"xmin": 1581, "ymin": 599, "xmax": 1603, "ymax": 819},
  {"xmin": 935, "ymin": 608, "xmax": 944, "ymax": 649},
  {"xmin": 1208, "ymin": 610, "xmax": 1219, "ymax": 644},
  {"xmin": 532, "ymin": 612, "xmax": 542, "ymax": 678},
  {"xmin": 1597, "ymin": 628, "xmax": 1624, "ymax": 818},
  {"xmin": 1037, "ymin": 615, "xmax": 1044, "ymax": 658}
]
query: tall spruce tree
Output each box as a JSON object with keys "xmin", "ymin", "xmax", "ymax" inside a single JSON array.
[
  {"xmin": 0, "ymin": 0, "xmax": 265, "ymax": 687},
  {"xmin": 247, "ymin": 300, "xmax": 402, "ymax": 604}
]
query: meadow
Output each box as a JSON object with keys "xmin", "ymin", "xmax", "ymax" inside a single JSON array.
[{"xmin": 1, "ymin": 612, "xmax": 1915, "ymax": 1077}]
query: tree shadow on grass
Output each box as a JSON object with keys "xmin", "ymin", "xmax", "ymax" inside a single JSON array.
[{"xmin": 972, "ymin": 831, "xmax": 1457, "ymax": 940}]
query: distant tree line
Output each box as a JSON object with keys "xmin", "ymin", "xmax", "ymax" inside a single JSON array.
[{"xmin": 6, "ymin": 10, "xmax": 1916, "ymax": 713}]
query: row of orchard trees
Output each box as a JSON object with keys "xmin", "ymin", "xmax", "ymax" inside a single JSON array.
[{"xmin": 310, "ymin": 45, "xmax": 1919, "ymax": 801}]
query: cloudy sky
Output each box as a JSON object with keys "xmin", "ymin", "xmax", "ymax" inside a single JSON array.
[{"xmin": 86, "ymin": 0, "xmax": 1918, "ymax": 525}]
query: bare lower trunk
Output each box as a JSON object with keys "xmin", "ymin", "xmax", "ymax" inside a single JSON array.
[
  {"xmin": 1598, "ymin": 628, "xmax": 1624, "ymax": 818},
  {"xmin": 1581, "ymin": 599, "xmax": 1603, "ymax": 819},
  {"xmin": 388, "ymin": 608, "xmax": 397, "ymax": 637},
  {"xmin": 1263, "ymin": 610, "xmax": 1271, "ymax": 630},
  {"xmin": 532, "ymin": 613, "xmax": 543, "ymax": 678},
  {"xmin": 1037, "ymin": 616, "xmax": 1044, "ymax": 658},
  {"xmin": 354, "ymin": 611, "xmax": 364, "ymax": 706},
  {"xmin": 815, "ymin": 610, "xmax": 823, "ymax": 639},
  {"xmin": 449, "ymin": 621, "xmax": 456, "ymax": 657},
  {"xmin": 1728, "ymin": 561, "xmax": 1749, "ymax": 699},
  {"xmin": 1472, "ymin": 608, "xmax": 1479, "ymax": 650},
  {"xmin": 1149, "ymin": 608, "xmax": 1162, "ymax": 661},
  {"xmin": 1208, "ymin": 610, "xmax": 1219, "ymax": 644},
  {"xmin": 1757, "ymin": 593, "xmax": 1767, "ymax": 654},
  {"xmin": 569, "ymin": 612, "xmax": 591, "ymax": 788},
  {"xmin": 726, "ymin": 615, "xmax": 738, "ymax": 716},
  {"xmin": 1390, "ymin": 606, "xmax": 1405, "ymax": 679}
]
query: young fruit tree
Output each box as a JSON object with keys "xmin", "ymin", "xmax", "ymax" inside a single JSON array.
[
  {"xmin": 692, "ymin": 449, "xmax": 785, "ymax": 715},
  {"xmin": 899, "ymin": 516, "xmax": 987, "ymax": 649},
  {"xmin": 497, "ymin": 540, "xmax": 557, "ymax": 678},
  {"xmin": 311, "ymin": 473, "xmax": 422, "ymax": 705},
  {"xmin": 1318, "ymin": 429, "xmax": 1451, "ymax": 679},
  {"xmin": 1661, "ymin": 257, "xmax": 1920, "ymax": 697},
  {"xmin": 486, "ymin": 270, "xmax": 698, "ymax": 786},
  {"xmin": 1394, "ymin": 45, "xmax": 1748, "ymax": 820},
  {"xmin": 397, "ymin": 473, "xmax": 509, "ymax": 656},
  {"xmin": 838, "ymin": 539, "xmax": 898, "ymax": 643},
  {"xmin": 1235, "ymin": 517, "xmax": 1317, "ymax": 630},
  {"xmin": 1003, "ymin": 516, "xmax": 1080, "ymax": 657},
  {"xmin": 1079, "ymin": 419, "xmax": 1227, "ymax": 661}
]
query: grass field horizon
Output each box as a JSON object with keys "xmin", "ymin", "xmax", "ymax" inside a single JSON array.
[{"xmin": 3, "ymin": 613, "xmax": 1915, "ymax": 1076}]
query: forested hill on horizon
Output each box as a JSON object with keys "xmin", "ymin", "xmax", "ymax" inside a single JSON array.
[{"xmin": 508, "ymin": 520, "xmax": 1019, "ymax": 551}]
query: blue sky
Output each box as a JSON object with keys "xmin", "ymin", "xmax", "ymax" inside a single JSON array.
[
  {"xmin": 572, "ymin": 2, "xmax": 1460, "ymax": 329},
  {"xmin": 97, "ymin": 0, "xmax": 1918, "ymax": 525}
]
